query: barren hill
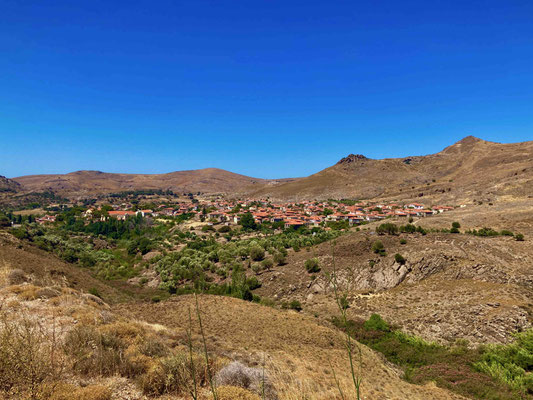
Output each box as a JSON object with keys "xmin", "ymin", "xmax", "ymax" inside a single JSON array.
[
  {"xmin": 0, "ymin": 175, "xmax": 21, "ymax": 193},
  {"xmin": 249, "ymin": 136, "xmax": 533, "ymax": 202},
  {"xmin": 13, "ymin": 168, "xmax": 270, "ymax": 197}
]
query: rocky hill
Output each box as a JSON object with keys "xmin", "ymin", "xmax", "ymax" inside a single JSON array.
[
  {"xmin": 0, "ymin": 175, "xmax": 21, "ymax": 193},
  {"xmin": 249, "ymin": 136, "xmax": 533, "ymax": 202},
  {"xmin": 9, "ymin": 136, "xmax": 533, "ymax": 203}
]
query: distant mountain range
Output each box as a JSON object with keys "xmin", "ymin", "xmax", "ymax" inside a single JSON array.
[{"xmin": 7, "ymin": 136, "xmax": 533, "ymax": 202}]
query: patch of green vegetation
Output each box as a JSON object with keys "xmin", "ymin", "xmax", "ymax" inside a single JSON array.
[
  {"xmin": 371, "ymin": 240, "xmax": 386, "ymax": 256},
  {"xmin": 304, "ymin": 258, "xmax": 321, "ymax": 273},
  {"xmin": 332, "ymin": 314, "xmax": 531, "ymax": 400}
]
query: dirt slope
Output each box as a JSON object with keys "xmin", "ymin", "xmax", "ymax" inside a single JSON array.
[{"xmin": 249, "ymin": 136, "xmax": 533, "ymax": 202}]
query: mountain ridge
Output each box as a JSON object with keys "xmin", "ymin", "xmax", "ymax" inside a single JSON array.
[{"xmin": 8, "ymin": 136, "xmax": 533, "ymax": 202}]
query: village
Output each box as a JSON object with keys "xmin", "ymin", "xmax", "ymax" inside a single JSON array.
[{"xmin": 35, "ymin": 196, "xmax": 456, "ymax": 228}]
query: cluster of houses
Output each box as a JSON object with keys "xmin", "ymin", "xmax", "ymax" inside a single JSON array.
[
  {"xmin": 79, "ymin": 199, "xmax": 454, "ymax": 229},
  {"xmin": 36, "ymin": 214, "xmax": 56, "ymax": 224}
]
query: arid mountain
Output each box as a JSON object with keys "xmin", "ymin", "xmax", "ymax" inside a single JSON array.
[
  {"xmin": 12, "ymin": 168, "xmax": 277, "ymax": 197},
  {"xmin": 249, "ymin": 136, "xmax": 533, "ymax": 202},
  {"xmin": 8, "ymin": 136, "xmax": 533, "ymax": 202},
  {"xmin": 0, "ymin": 175, "xmax": 21, "ymax": 193}
]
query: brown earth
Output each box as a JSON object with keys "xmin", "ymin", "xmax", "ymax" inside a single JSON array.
[{"xmin": 249, "ymin": 136, "xmax": 533, "ymax": 202}]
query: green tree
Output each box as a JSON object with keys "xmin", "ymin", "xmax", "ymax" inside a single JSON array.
[
  {"xmin": 239, "ymin": 212, "xmax": 257, "ymax": 230},
  {"xmin": 249, "ymin": 245, "xmax": 265, "ymax": 261}
]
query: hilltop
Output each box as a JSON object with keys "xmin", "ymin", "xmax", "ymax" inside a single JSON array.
[
  {"xmin": 7, "ymin": 136, "xmax": 533, "ymax": 204},
  {"xmin": 12, "ymin": 168, "xmax": 282, "ymax": 198},
  {"xmin": 249, "ymin": 136, "xmax": 533, "ymax": 202},
  {"xmin": 0, "ymin": 175, "xmax": 21, "ymax": 193}
]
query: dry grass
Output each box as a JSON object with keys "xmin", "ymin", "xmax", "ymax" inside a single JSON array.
[
  {"xmin": 45, "ymin": 383, "xmax": 112, "ymax": 400},
  {"xmin": 114, "ymin": 294, "xmax": 467, "ymax": 400},
  {"xmin": 217, "ymin": 385, "xmax": 261, "ymax": 400}
]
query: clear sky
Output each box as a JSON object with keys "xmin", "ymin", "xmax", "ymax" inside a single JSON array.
[{"xmin": 1, "ymin": 0, "xmax": 532, "ymax": 179}]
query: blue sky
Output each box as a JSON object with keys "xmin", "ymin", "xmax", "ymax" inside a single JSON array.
[{"xmin": 1, "ymin": 0, "xmax": 532, "ymax": 179}]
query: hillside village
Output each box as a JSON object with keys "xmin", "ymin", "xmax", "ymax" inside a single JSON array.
[{"xmin": 34, "ymin": 197, "xmax": 456, "ymax": 227}]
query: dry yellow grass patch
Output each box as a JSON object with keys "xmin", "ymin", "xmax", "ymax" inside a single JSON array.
[
  {"xmin": 45, "ymin": 383, "xmax": 112, "ymax": 400},
  {"xmin": 113, "ymin": 295, "xmax": 467, "ymax": 400},
  {"xmin": 217, "ymin": 385, "xmax": 261, "ymax": 400}
]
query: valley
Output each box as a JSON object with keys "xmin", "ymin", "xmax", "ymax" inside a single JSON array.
[{"xmin": 1, "ymin": 136, "xmax": 532, "ymax": 399}]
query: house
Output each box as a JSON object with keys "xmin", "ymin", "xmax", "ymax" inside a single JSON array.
[
  {"xmin": 137, "ymin": 209, "xmax": 153, "ymax": 217},
  {"xmin": 419, "ymin": 209, "xmax": 434, "ymax": 217},
  {"xmin": 108, "ymin": 211, "xmax": 136, "ymax": 220},
  {"xmin": 36, "ymin": 215, "xmax": 56, "ymax": 224},
  {"xmin": 285, "ymin": 220, "xmax": 305, "ymax": 229},
  {"xmin": 306, "ymin": 216, "xmax": 323, "ymax": 227},
  {"xmin": 208, "ymin": 211, "xmax": 227, "ymax": 222},
  {"xmin": 348, "ymin": 216, "xmax": 364, "ymax": 225}
]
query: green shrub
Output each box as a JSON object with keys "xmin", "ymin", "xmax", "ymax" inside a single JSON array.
[
  {"xmin": 249, "ymin": 246, "xmax": 265, "ymax": 261},
  {"xmin": 246, "ymin": 276, "xmax": 261, "ymax": 290},
  {"xmin": 273, "ymin": 252, "xmax": 286, "ymax": 265},
  {"xmin": 474, "ymin": 329, "xmax": 533, "ymax": 393},
  {"xmin": 251, "ymin": 263, "xmax": 263, "ymax": 275},
  {"xmin": 304, "ymin": 258, "xmax": 321, "ymax": 273},
  {"xmin": 394, "ymin": 253, "xmax": 406, "ymax": 265},
  {"xmin": 289, "ymin": 300, "xmax": 302, "ymax": 311},
  {"xmin": 261, "ymin": 258, "xmax": 274, "ymax": 270},
  {"xmin": 515, "ymin": 233, "xmax": 524, "ymax": 241},
  {"xmin": 372, "ymin": 241, "xmax": 386, "ymax": 256},
  {"xmin": 400, "ymin": 224, "xmax": 416, "ymax": 233},
  {"xmin": 399, "ymin": 238, "xmax": 407, "ymax": 245},
  {"xmin": 376, "ymin": 223, "xmax": 399, "ymax": 235},
  {"xmin": 364, "ymin": 314, "xmax": 390, "ymax": 332}
]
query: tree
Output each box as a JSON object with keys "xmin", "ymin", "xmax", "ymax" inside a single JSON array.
[
  {"xmin": 261, "ymin": 258, "xmax": 274, "ymax": 271},
  {"xmin": 249, "ymin": 245, "xmax": 265, "ymax": 261},
  {"xmin": 451, "ymin": 221, "xmax": 461, "ymax": 233},
  {"xmin": 376, "ymin": 223, "xmax": 398, "ymax": 235},
  {"xmin": 0, "ymin": 216, "xmax": 10, "ymax": 227},
  {"xmin": 515, "ymin": 233, "xmax": 525, "ymax": 241},
  {"xmin": 273, "ymin": 252, "xmax": 286, "ymax": 266},
  {"xmin": 239, "ymin": 212, "xmax": 257, "ymax": 230}
]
